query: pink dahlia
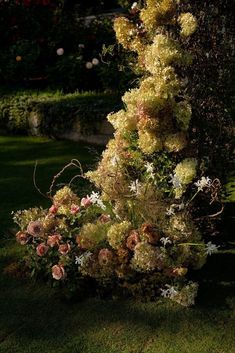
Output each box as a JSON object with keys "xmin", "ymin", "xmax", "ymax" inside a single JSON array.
[{"xmin": 27, "ymin": 221, "xmax": 44, "ymax": 237}]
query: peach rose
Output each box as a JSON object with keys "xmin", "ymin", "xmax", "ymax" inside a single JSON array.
[
  {"xmin": 81, "ymin": 196, "xmax": 92, "ymax": 208},
  {"xmin": 98, "ymin": 248, "xmax": 114, "ymax": 266},
  {"xmin": 16, "ymin": 231, "xmax": 29, "ymax": 245},
  {"xmin": 126, "ymin": 230, "xmax": 140, "ymax": 250},
  {"xmin": 58, "ymin": 243, "xmax": 71, "ymax": 255},
  {"xmin": 47, "ymin": 234, "xmax": 62, "ymax": 247},
  {"xmin": 36, "ymin": 243, "xmax": 49, "ymax": 257},
  {"xmin": 51, "ymin": 264, "xmax": 66, "ymax": 280}
]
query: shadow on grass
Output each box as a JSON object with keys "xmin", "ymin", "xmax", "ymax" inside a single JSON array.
[{"xmin": 0, "ymin": 268, "xmax": 234, "ymax": 353}]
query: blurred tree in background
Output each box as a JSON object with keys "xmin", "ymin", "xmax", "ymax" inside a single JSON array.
[{"xmin": 0, "ymin": 0, "xmax": 135, "ymax": 92}]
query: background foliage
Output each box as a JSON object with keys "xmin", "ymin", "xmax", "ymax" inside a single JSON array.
[{"xmin": 0, "ymin": 0, "xmax": 135, "ymax": 92}]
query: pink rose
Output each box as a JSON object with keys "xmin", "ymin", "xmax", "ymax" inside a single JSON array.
[
  {"xmin": 47, "ymin": 234, "xmax": 62, "ymax": 247},
  {"xmin": 58, "ymin": 243, "xmax": 71, "ymax": 255},
  {"xmin": 36, "ymin": 243, "xmax": 49, "ymax": 257},
  {"xmin": 51, "ymin": 264, "xmax": 66, "ymax": 280},
  {"xmin": 70, "ymin": 204, "xmax": 80, "ymax": 215},
  {"xmin": 49, "ymin": 205, "xmax": 58, "ymax": 214},
  {"xmin": 16, "ymin": 231, "xmax": 29, "ymax": 245},
  {"xmin": 81, "ymin": 196, "xmax": 92, "ymax": 208},
  {"xmin": 98, "ymin": 248, "xmax": 114, "ymax": 266}
]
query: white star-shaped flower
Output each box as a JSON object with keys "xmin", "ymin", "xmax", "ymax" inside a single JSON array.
[
  {"xmin": 88, "ymin": 191, "xmax": 106, "ymax": 210},
  {"xmin": 129, "ymin": 179, "xmax": 141, "ymax": 195},
  {"xmin": 160, "ymin": 237, "xmax": 172, "ymax": 247},
  {"xmin": 205, "ymin": 242, "xmax": 220, "ymax": 255},
  {"xmin": 166, "ymin": 207, "xmax": 175, "ymax": 216},
  {"xmin": 194, "ymin": 176, "xmax": 212, "ymax": 191},
  {"xmin": 166, "ymin": 284, "xmax": 178, "ymax": 298},
  {"xmin": 144, "ymin": 162, "xmax": 155, "ymax": 180},
  {"xmin": 160, "ymin": 285, "xmax": 178, "ymax": 299},
  {"xmin": 160, "ymin": 288, "xmax": 169, "ymax": 298},
  {"xmin": 75, "ymin": 252, "xmax": 92, "ymax": 266},
  {"xmin": 169, "ymin": 174, "xmax": 182, "ymax": 188}
]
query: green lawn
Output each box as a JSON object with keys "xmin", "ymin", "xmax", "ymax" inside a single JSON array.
[
  {"xmin": 0, "ymin": 136, "xmax": 234, "ymax": 353},
  {"xmin": 0, "ymin": 135, "xmax": 103, "ymax": 234}
]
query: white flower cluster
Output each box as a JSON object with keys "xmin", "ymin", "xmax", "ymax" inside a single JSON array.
[
  {"xmin": 89, "ymin": 191, "xmax": 106, "ymax": 210},
  {"xmin": 75, "ymin": 251, "xmax": 92, "ymax": 267},
  {"xmin": 165, "ymin": 203, "xmax": 185, "ymax": 216},
  {"xmin": 129, "ymin": 179, "xmax": 142, "ymax": 195},
  {"xmin": 194, "ymin": 176, "xmax": 212, "ymax": 191},
  {"xmin": 160, "ymin": 284, "xmax": 178, "ymax": 298},
  {"xmin": 144, "ymin": 162, "xmax": 155, "ymax": 180}
]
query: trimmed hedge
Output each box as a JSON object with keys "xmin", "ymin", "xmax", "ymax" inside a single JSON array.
[{"xmin": 0, "ymin": 90, "xmax": 121, "ymax": 139}]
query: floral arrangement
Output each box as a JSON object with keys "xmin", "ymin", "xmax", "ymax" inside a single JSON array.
[{"xmin": 14, "ymin": 0, "xmax": 223, "ymax": 306}]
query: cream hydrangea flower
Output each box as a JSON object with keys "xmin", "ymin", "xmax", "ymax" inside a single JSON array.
[
  {"xmin": 174, "ymin": 101, "xmax": 192, "ymax": 131},
  {"xmin": 170, "ymin": 282, "xmax": 198, "ymax": 307},
  {"xmin": 107, "ymin": 109, "xmax": 137, "ymax": 133},
  {"xmin": 178, "ymin": 13, "xmax": 197, "ymax": 37},
  {"xmin": 173, "ymin": 158, "xmax": 197, "ymax": 198},
  {"xmin": 114, "ymin": 17, "xmax": 144, "ymax": 53},
  {"xmin": 174, "ymin": 158, "xmax": 197, "ymax": 185},
  {"xmin": 145, "ymin": 34, "xmax": 183, "ymax": 69},
  {"xmin": 140, "ymin": 0, "xmax": 176, "ymax": 31},
  {"xmin": 131, "ymin": 242, "xmax": 164, "ymax": 272},
  {"xmin": 138, "ymin": 130, "xmax": 163, "ymax": 154},
  {"xmin": 107, "ymin": 221, "xmax": 132, "ymax": 249},
  {"xmin": 164, "ymin": 132, "xmax": 187, "ymax": 152}
]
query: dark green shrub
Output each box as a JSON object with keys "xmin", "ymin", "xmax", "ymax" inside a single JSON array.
[{"xmin": 0, "ymin": 90, "xmax": 121, "ymax": 136}]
